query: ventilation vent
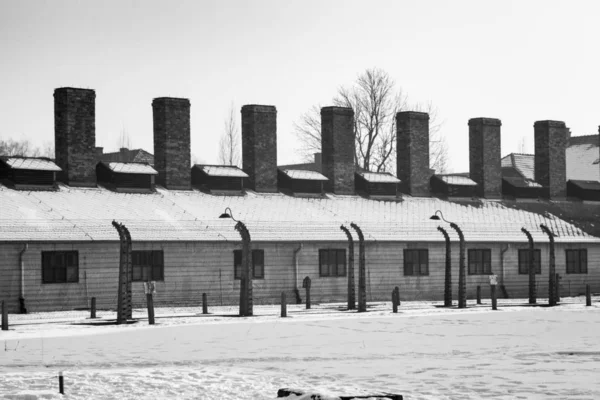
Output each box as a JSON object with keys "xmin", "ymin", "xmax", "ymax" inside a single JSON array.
[
  {"xmin": 278, "ymin": 168, "xmax": 328, "ymax": 196},
  {"xmin": 567, "ymin": 180, "xmax": 600, "ymax": 201},
  {"xmin": 355, "ymin": 171, "xmax": 400, "ymax": 198},
  {"xmin": 96, "ymin": 161, "xmax": 157, "ymax": 192},
  {"xmin": 430, "ymin": 174, "xmax": 478, "ymax": 198},
  {"xmin": 0, "ymin": 157, "xmax": 61, "ymax": 189},
  {"xmin": 192, "ymin": 165, "xmax": 247, "ymax": 194}
]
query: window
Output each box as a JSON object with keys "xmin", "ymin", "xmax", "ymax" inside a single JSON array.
[
  {"xmin": 518, "ymin": 249, "xmax": 541, "ymax": 274},
  {"xmin": 42, "ymin": 251, "xmax": 79, "ymax": 283},
  {"xmin": 233, "ymin": 249, "xmax": 265, "ymax": 279},
  {"xmin": 468, "ymin": 249, "xmax": 492, "ymax": 275},
  {"xmin": 566, "ymin": 249, "xmax": 587, "ymax": 274},
  {"xmin": 404, "ymin": 249, "xmax": 429, "ymax": 276},
  {"xmin": 132, "ymin": 250, "xmax": 164, "ymax": 282},
  {"xmin": 319, "ymin": 249, "xmax": 346, "ymax": 277}
]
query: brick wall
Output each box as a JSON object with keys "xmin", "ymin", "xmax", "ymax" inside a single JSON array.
[
  {"xmin": 396, "ymin": 111, "xmax": 430, "ymax": 196},
  {"xmin": 54, "ymin": 87, "xmax": 97, "ymax": 187},
  {"xmin": 321, "ymin": 106, "xmax": 355, "ymax": 194},
  {"xmin": 534, "ymin": 120, "xmax": 568, "ymax": 199},
  {"xmin": 152, "ymin": 97, "xmax": 191, "ymax": 190},
  {"xmin": 469, "ymin": 118, "xmax": 502, "ymax": 198},
  {"xmin": 241, "ymin": 105, "xmax": 277, "ymax": 192}
]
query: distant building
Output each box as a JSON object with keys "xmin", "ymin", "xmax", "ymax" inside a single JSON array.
[{"xmin": 96, "ymin": 147, "xmax": 154, "ymax": 166}]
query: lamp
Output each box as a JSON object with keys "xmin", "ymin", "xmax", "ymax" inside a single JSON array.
[{"xmin": 219, "ymin": 207, "xmax": 238, "ymax": 222}]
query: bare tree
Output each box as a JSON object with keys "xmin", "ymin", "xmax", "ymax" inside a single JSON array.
[
  {"xmin": 293, "ymin": 68, "xmax": 448, "ymax": 174},
  {"xmin": 0, "ymin": 137, "xmax": 42, "ymax": 157},
  {"xmin": 218, "ymin": 103, "xmax": 241, "ymax": 166}
]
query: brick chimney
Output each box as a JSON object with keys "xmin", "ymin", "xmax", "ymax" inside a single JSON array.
[
  {"xmin": 321, "ymin": 107, "xmax": 355, "ymax": 194},
  {"xmin": 54, "ymin": 87, "xmax": 97, "ymax": 187},
  {"xmin": 241, "ymin": 105, "xmax": 277, "ymax": 192},
  {"xmin": 469, "ymin": 118, "xmax": 502, "ymax": 198},
  {"xmin": 396, "ymin": 111, "xmax": 430, "ymax": 196},
  {"xmin": 152, "ymin": 97, "xmax": 191, "ymax": 190},
  {"xmin": 534, "ymin": 120, "xmax": 568, "ymax": 198}
]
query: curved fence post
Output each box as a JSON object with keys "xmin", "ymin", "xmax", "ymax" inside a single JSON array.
[
  {"xmin": 521, "ymin": 227, "xmax": 536, "ymax": 304},
  {"xmin": 340, "ymin": 225, "xmax": 355, "ymax": 310},
  {"xmin": 437, "ymin": 226, "xmax": 452, "ymax": 307},
  {"xmin": 350, "ymin": 223, "xmax": 366, "ymax": 312},
  {"xmin": 234, "ymin": 221, "xmax": 252, "ymax": 316},
  {"xmin": 540, "ymin": 224, "xmax": 556, "ymax": 306}
]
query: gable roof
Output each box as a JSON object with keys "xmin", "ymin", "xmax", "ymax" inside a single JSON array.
[
  {"xmin": 98, "ymin": 148, "xmax": 154, "ymax": 166},
  {"xmin": 0, "ymin": 157, "xmax": 62, "ymax": 172},
  {"xmin": 0, "ymin": 183, "xmax": 597, "ymax": 244},
  {"xmin": 102, "ymin": 162, "xmax": 158, "ymax": 175},
  {"xmin": 194, "ymin": 165, "xmax": 248, "ymax": 178}
]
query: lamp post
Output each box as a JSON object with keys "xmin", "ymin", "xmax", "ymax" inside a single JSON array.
[
  {"xmin": 540, "ymin": 224, "xmax": 557, "ymax": 306},
  {"xmin": 431, "ymin": 210, "xmax": 466, "ymax": 308},
  {"xmin": 220, "ymin": 207, "xmax": 253, "ymax": 316}
]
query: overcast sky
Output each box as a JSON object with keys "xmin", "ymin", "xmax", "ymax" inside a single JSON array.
[{"xmin": 1, "ymin": 0, "xmax": 598, "ymax": 172}]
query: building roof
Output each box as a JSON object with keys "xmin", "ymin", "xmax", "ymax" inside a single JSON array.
[
  {"xmin": 357, "ymin": 171, "xmax": 400, "ymax": 183},
  {"xmin": 501, "ymin": 134, "xmax": 600, "ymax": 182},
  {"xmin": 195, "ymin": 165, "xmax": 249, "ymax": 178},
  {"xmin": 104, "ymin": 162, "xmax": 157, "ymax": 175},
  {"xmin": 0, "ymin": 157, "xmax": 62, "ymax": 172},
  {"xmin": 98, "ymin": 148, "xmax": 154, "ymax": 166},
  {"xmin": 0, "ymin": 183, "xmax": 597, "ymax": 244},
  {"xmin": 280, "ymin": 169, "xmax": 328, "ymax": 181}
]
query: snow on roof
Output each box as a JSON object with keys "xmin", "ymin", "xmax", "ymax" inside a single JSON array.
[
  {"xmin": 197, "ymin": 165, "xmax": 249, "ymax": 178},
  {"xmin": 567, "ymin": 141, "xmax": 600, "ymax": 181},
  {"xmin": 280, "ymin": 169, "xmax": 328, "ymax": 181},
  {"xmin": 437, "ymin": 175, "xmax": 478, "ymax": 186},
  {"xmin": 0, "ymin": 184, "xmax": 597, "ymax": 244},
  {"xmin": 501, "ymin": 154, "xmax": 535, "ymax": 181},
  {"xmin": 357, "ymin": 171, "xmax": 400, "ymax": 183},
  {"xmin": 107, "ymin": 162, "xmax": 158, "ymax": 175},
  {"xmin": 1, "ymin": 157, "xmax": 62, "ymax": 172}
]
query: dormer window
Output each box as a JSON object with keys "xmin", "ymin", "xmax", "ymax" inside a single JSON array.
[
  {"xmin": 192, "ymin": 165, "xmax": 248, "ymax": 194},
  {"xmin": 278, "ymin": 168, "xmax": 328, "ymax": 196},
  {"xmin": 355, "ymin": 171, "xmax": 400, "ymax": 198},
  {"xmin": 0, "ymin": 157, "xmax": 61, "ymax": 189},
  {"xmin": 430, "ymin": 174, "xmax": 478, "ymax": 198},
  {"xmin": 96, "ymin": 161, "xmax": 157, "ymax": 192}
]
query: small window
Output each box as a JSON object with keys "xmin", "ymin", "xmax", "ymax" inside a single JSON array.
[
  {"xmin": 404, "ymin": 249, "xmax": 429, "ymax": 276},
  {"xmin": 518, "ymin": 249, "xmax": 541, "ymax": 274},
  {"xmin": 42, "ymin": 251, "xmax": 79, "ymax": 283},
  {"xmin": 132, "ymin": 250, "xmax": 164, "ymax": 282},
  {"xmin": 468, "ymin": 249, "xmax": 492, "ymax": 275},
  {"xmin": 319, "ymin": 249, "xmax": 346, "ymax": 277},
  {"xmin": 566, "ymin": 249, "xmax": 587, "ymax": 274},
  {"xmin": 233, "ymin": 249, "xmax": 265, "ymax": 279}
]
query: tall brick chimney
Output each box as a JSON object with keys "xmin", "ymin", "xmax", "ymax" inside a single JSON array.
[
  {"xmin": 469, "ymin": 118, "xmax": 502, "ymax": 198},
  {"xmin": 396, "ymin": 111, "xmax": 430, "ymax": 196},
  {"xmin": 152, "ymin": 97, "xmax": 191, "ymax": 190},
  {"xmin": 534, "ymin": 120, "xmax": 568, "ymax": 199},
  {"xmin": 241, "ymin": 105, "xmax": 277, "ymax": 192},
  {"xmin": 321, "ymin": 107, "xmax": 355, "ymax": 194},
  {"xmin": 54, "ymin": 87, "xmax": 97, "ymax": 187}
]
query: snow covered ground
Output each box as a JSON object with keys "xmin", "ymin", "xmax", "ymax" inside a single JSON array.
[{"xmin": 1, "ymin": 297, "xmax": 599, "ymax": 399}]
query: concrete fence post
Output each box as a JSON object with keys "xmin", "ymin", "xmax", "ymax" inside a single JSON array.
[
  {"xmin": 202, "ymin": 293, "xmax": 208, "ymax": 314},
  {"xmin": 281, "ymin": 292, "xmax": 287, "ymax": 317},
  {"xmin": 476, "ymin": 286, "xmax": 481, "ymax": 305},
  {"xmin": 1, "ymin": 301, "xmax": 8, "ymax": 331},
  {"xmin": 90, "ymin": 297, "xmax": 97, "ymax": 319},
  {"xmin": 586, "ymin": 284, "xmax": 591, "ymax": 307}
]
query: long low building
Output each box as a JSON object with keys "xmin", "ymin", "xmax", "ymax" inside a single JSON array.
[{"xmin": 0, "ymin": 87, "xmax": 599, "ymax": 313}]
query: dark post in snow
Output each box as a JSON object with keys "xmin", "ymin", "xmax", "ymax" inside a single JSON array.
[
  {"xmin": 586, "ymin": 284, "xmax": 591, "ymax": 306},
  {"xmin": 90, "ymin": 297, "xmax": 97, "ymax": 319},
  {"xmin": 1, "ymin": 300, "xmax": 8, "ymax": 331},
  {"xmin": 281, "ymin": 292, "xmax": 287, "ymax": 317},
  {"xmin": 146, "ymin": 292, "xmax": 155, "ymax": 325},
  {"xmin": 202, "ymin": 293, "xmax": 208, "ymax": 314},
  {"xmin": 476, "ymin": 286, "xmax": 481, "ymax": 305},
  {"xmin": 392, "ymin": 287, "xmax": 399, "ymax": 313},
  {"xmin": 58, "ymin": 371, "xmax": 64, "ymax": 395},
  {"xmin": 437, "ymin": 226, "xmax": 452, "ymax": 307},
  {"xmin": 540, "ymin": 224, "xmax": 556, "ymax": 306},
  {"xmin": 350, "ymin": 223, "xmax": 367, "ymax": 313},
  {"xmin": 491, "ymin": 285, "xmax": 497, "ymax": 310},
  {"xmin": 302, "ymin": 276, "xmax": 311, "ymax": 309},
  {"xmin": 449, "ymin": 222, "xmax": 466, "ymax": 309},
  {"xmin": 340, "ymin": 225, "xmax": 356, "ymax": 310},
  {"xmin": 521, "ymin": 227, "xmax": 536, "ymax": 304},
  {"xmin": 235, "ymin": 221, "xmax": 253, "ymax": 317},
  {"xmin": 112, "ymin": 220, "xmax": 133, "ymax": 324}
]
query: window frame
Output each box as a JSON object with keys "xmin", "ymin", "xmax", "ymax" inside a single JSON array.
[
  {"xmin": 468, "ymin": 249, "xmax": 492, "ymax": 275},
  {"xmin": 41, "ymin": 250, "xmax": 79, "ymax": 284},
  {"xmin": 233, "ymin": 249, "xmax": 265, "ymax": 280},
  {"xmin": 403, "ymin": 249, "xmax": 429, "ymax": 276},
  {"xmin": 318, "ymin": 248, "xmax": 347, "ymax": 277},
  {"xmin": 518, "ymin": 249, "xmax": 542, "ymax": 275},
  {"xmin": 565, "ymin": 249, "xmax": 588, "ymax": 274},
  {"xmin": 131, "ymin": 250, "xmax": 165, "ymax": 282}
]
